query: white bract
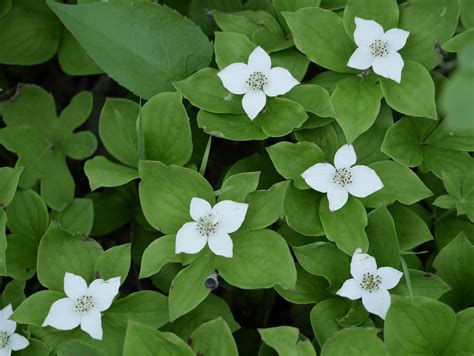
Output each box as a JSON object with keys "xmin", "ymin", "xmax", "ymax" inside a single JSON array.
[
  {"xmin": 175, "ymin": 197, "xmax": 249, "ymax": 258},
  {"xmin": 347, "ymin": 17, "xmax": 410, "ymax": 83},
  {"xmin": 336, "ymin": 248, "xmax": 403, "ymax": 320},
  {"xmin": 43, "ymin": 273, "xmax": 120, "ymax": 340},
  {"xmin": 217, "ymin": 47, "xmax": 299, "ymax": 120},
  {"xmin": 0, "ymin": 304, "xmax": 29, "ymax": 355},
  {"xmin": 301, "ymin": 144, "xmax": 383, "ymax": 211}
]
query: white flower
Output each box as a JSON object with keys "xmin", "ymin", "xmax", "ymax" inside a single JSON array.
[
  {"xmin": 301, "ymin": 144, "xmax": 383, "ymax": 211},
  {"xmin": 43, "ymin": 273, "xmax": 120, "ymax": 340},
  {"xmin": 336, "ymin": 248, "xmax": 403, "ymax": 320},
  {"xmin": 0, "ymin": 304, "xmax": 29, "ymax": 355},
  {"xmin": 217, "ymin": 47, "xmax": 299, "ymax": 120},
  {"xmin": 175, "ymin": 198, "xmax": 249, "ymax": 258},
  {"xmin": 347, "ymin": 17, "xmax": 409, "ymax": 83}
]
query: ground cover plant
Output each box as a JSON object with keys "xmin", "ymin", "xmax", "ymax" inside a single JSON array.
[{"xmin": 0, "ymin": 0, "xmax": 473, "ymax": 354}]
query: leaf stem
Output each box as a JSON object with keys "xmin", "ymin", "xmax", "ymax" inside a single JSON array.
[
  {"xmin": 199, "ymin": 135, "xmax": 212, "ymax": 176},
  {"xmin": 400, "ymin": 256, "xmax": 413, "ymax": 301}
]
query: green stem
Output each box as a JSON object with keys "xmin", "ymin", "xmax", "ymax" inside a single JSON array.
[
  {"xmin": 400, "ymin": 256, "xmax": 413, "ymax": 301},
  {"xmin": 199, "ymin": 136, "xmax": 212, "ymax": 176}
]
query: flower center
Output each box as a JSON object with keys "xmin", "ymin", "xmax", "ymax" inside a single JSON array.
[
  {"xmin": 246, "ymin": 71, "xmax": 268, "ymax": 91},
  {"xmin": 74, "ymin": 295, "xmax": 95, "ymax": 313},
  {"xmin": 332, "ymin": 168, "xmax": 352, "ymax": 187},
  {"xmin": 360, "ymin": 273, "xmax": 382, "ymax": 293},
  {"xmin": 0, "ymin": 332, "xmax": 9, "ymax": 348},
  {"xmin": 369, "ymin": 39, "xmax": 390, "ymax": 58},
  {"xmin": 196, "ymin": 213, "xmax": 219, "ymax": 237}
]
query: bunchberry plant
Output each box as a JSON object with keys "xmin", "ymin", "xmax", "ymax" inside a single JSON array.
[{"xmin": 0, "ymin": 0, "xmax": 473, "ymax": 355}]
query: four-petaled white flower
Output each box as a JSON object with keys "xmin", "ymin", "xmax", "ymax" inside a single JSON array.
[
  {"xmin": 348, "ymin": 17, "xmax": 410, "ymax": 83},
  {"xmin": 43, "ymin": 273, "xmax": 120, "ymax": 340},
  {"xmin": 302, "ymin": 144, "xmax": 383, "ymax": 211},
  {"xmin": 336, "ymin": 248, "xmax": 403, "ymax": 320},
  {"xmin": 175, "ymin": 197, "xmax": 249, "ymax": 258},
  {"xmin": 217, "ymin": 46, "xmax": 299, "ymax": 120},
  {"xmin": 0, "ymin": 304, "xmax": 29, "ymax": 355}
]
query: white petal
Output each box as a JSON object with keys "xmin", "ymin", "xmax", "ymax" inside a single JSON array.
[
  {"xmin": 175, "ymin": 222, "xmax": 207, "ymax": 254},
  {"xmin": 382, "ymin": 28, "xmax": 409, "ymax": 52},
  {"xmin": 354, "ymin": 17, "xmax": 384, "ymax": 47},
  {"xmin": 217, "ymin": 63, "xmax": 251, "ymax": 95},
  {"xmin": 301, "ymin": 163, "xmax": 336, "ymax": 193},
  {"xmin": 362, "ymin": 289, "xmax": 391, "ymax": 320},
  {"xmin": 336, "ymin": 278, "xmax": 363, "ymax": 300},
  {"xmin": 377, "ymin": 267, "xmax": 403, "ymax": 290},
  {"xmin": 347, "ymin": 47, "xmax": 374, "ymax": 70},
  {"xmin": 80, "ymin": 309, "xmax": 103, "ymax": 340},
  {"xmin": 242, "ymin": 90, "xmax": 266, "ymax": 120},
  {"xmin": 0, "ymin": 304, "xmax": 13, "ymax": 321},
  {"xmin": 0, "ymin": 320, "xmax": 16, "ymax": 335},
  {"xmin": 207, "ymin": 232, "xmax": 233, "ymax": 258},
  {"xmin": 247, "ymin": 47, "xmax": 272, "ymax": 72},
  {"xmin": 190, "ymin": 197, "xmax": 212, "ymax": 222},
  {"xmin": 0, "ymin": 347, "xmax": 10, "ymax": 356},
  {"xmin": 212, "ymin": 200, "xmax": 248, "ymax": 233},
  {"xmin": 88, "ymin": 277, "xmax": 120, "ymax": 312},
  {"xmin": 42, "ymin": 298, "xmax": 81, "ymax": 330},
  {"xmin": 327, "ymin": 185, "xmax": 349, "ymax": 211},
  {"xmin": 346, "ymin": 165, "xmax": 383, "ymax": 198},
  {"xmin": 372, "ymin": 52, "xmax": 404, "ymax": 83},
  {"xmin": 351, "ymin": 250, "xmax": 377, "ymax": 280},
  {"xmin": 334, "ymin": 144, "xmax": 357, "ymax": 169},
  {"xmin": 263, "ymin": 67, "xmax": 299, "ymax": 97},
  {"xmin": 8, "ymin": 334, "xmax": 29, "ymax": 351},
  {"xmin": 64, "ymin": 272, "xmax": 88, "ymax": 300}
]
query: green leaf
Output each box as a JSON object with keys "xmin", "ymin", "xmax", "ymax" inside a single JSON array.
[
  {"xmin": 84, "ymin": 156, "xmax": 139, "ymax": 190},
  {"xmin": 1, "ymin": 279, "xmax": 26, "ymax": 309},
  {"xmin": 197, "ymin": 110, "xmax": 268, "ymax": 141},
  {"xmin": 36, "ymin": 224, "xmax": 103, "ymax": 291},
  {"xmin": 443, "ymin": 28, "xmax": 474, "ymax": 53},
  {"xmin": 214, "ymin": 31, "xmax": 256, "ymax": 69},
  {"xmin": 284, "ymin": 7, "xmax": 356, "ymax": 73},
  {"xmin": 190, "ymin": 318, "xmax": 239, "ymax": 356},
  {"xmin": 0, "ymin": 0, "xmax": 12, "ymax": 17},
  {"xmin": 168, "ymin": 254, "xmax": 215, "ymax": 321},
  {"xmin": 459, "ymin": 0, "xmax": 474, "ymax": 28},
  {"xmin": 98, "ymin": 98, "xmax": 139, "ymax": 167},
  {"xmin": 332, "ymin": 76, "xmax": 383, "ymax": 142},
  {"xmin": 49, "ymin": 198, "xmax": 94, "ymax": 236},
  {"xmin": 399, "ymin": 0, "xmax": 459, "ymax": 69},
  {"xmin": 443, "ymin": 308, "xmax": 474, "ymax": 355},
  {"xmin": 381, "ymin": 61, "xmax": 438, "ymax": 119},
  {"xmin": 433, "ymin": 233, "xmax": 474, "ymax": 309},
  {"xmin": 425, "ymin": 119, "xmax": 474, "ymax": 152},
  {"xmin": 283, "ymin": 184, "xmax": 324, "ymax": 236},
  {"xmin": 0, "ymin": 85, "xmax": 96, "ymax": 210},
  {"xmin": 0, "ymin": 0, "xmax": 62, "ymax": 65},
  {"xmin": 218, "ymin": 172, "xmax": 260, "ymax": 202},
  {"xmin": 361, "ymin": 160, "xmax": 433, "ymax": 208},
  {"xmin": 343, "ymin": 0, "xmax": 399, "ymax": 38},
  {"xmin": 0, "ymin": 166, "xmax": 22, "ymax": 208},
  {"xmin": 392, "ymin": 269, "xmax": 451, "ymax": 300},
  {"xmin": 366, "ymin": 207, "xmax": 400, "ymax": 268},
  {"xmin": 95, "ymin": 243, "xmax": 131, "ymax": 283},
  {"xmin": 48, "ymin": 1, "xmax": 212, "ymax": 99},
  {"xmin": 239, "ymin": 181, "xmax": 289, "ymax": 232},
  {"xmin": 259, "ymin": 326, "xmax": 301, "ymax": 356},
  {"xmin": 271, "ymin": 48, "xmax": 310, "ymax": 82},
  {"xmin": 284, "ymin": 84, "xmax": 336, "ymax": 118},
  {"xmin": 141, "ymin": 92, "xmax": 193, "ymax": 165},
  {"xmin": 322, "ymin": 328, "xmax": 388, "ymax": 356},
  {"xmin": 275, "ymin": 264, "xmax": 331, "ymax": 304},
  {"xmin": 320, "ymin": 196, "xmax": 369, "ymax": 255},
  {"xmin": 0, "ymin": 210, "xmax": 7, "ymax": 275},
  {"xmin": 138, "ymin": 160, "xmax": 215, "ymax": 234},
  {"xmin": 57, "ymin": 30, "xmax": 103, "ymax": 76},
  {"xmin": 293, "ymin": 241, "xmax": 350, "ymax": 291},
  {"xmin": 254, "ymin": 98, "xmax": 308, "ymax": 137},
  {"xmin": 381, "ymin": 117, "xmax": 424, "ymax": 167},
  {"xmin": 389, "ymin": 205, "xmax": 433, "ymax": 250},
  {"xmin": 267, "ymin": 141, "xmax": 324, "ymax": 189},
  {"xmin": 420, "ymin": 146, "xmax": 474, "ymax": 178},
  {"xmin": 123, "ymin": 322, "xmax": 194, "ymax": 356},
  {"xmin": 272, "ymin": 0, "xmax": 321, "ymax": 33},
  {"xmin": 11, "ymin": 290, "xmax": 64, "ymax": 326},
  {"xmin": 174, "ymin": 68, "xmax": 244, "ymax": 115},
  {"xmin": 216, "ymin": 229, "xmax": 297, "ymax": 289},
  {"xmin": 384, "ymin": 296, "xmax": 456, "ymax": 355},
  {"xmin": 295, "ymin": 122, "xmax": 345, "ymax": 162}
]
